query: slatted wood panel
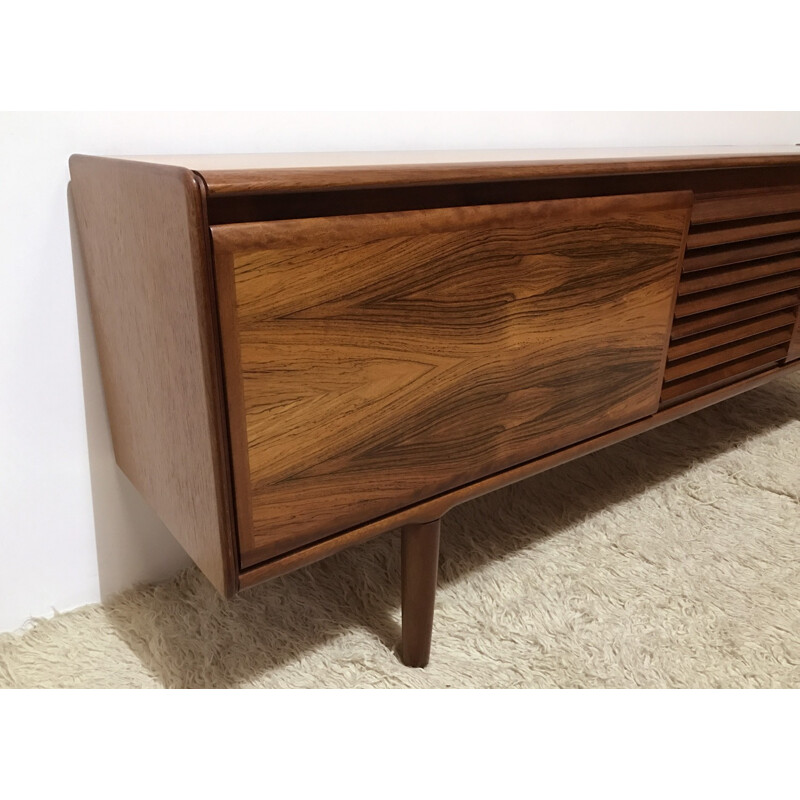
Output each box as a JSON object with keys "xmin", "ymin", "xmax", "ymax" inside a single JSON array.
[
  {"xmin": 661, "ymin": 185, "xmax": 800, "ymax": 406},
  {"xmin": 686, "ymin": 213, "xmax": 800, "ymax": 249},
  {"xmin": 661, "ymin": 350, "xmax": 788, "ymax": 404},
  {"xmin": 668, "ymin": 309, "xmax": 798, "ymax": 360},
  {"xmin": 682, "ymin": 234, "xmax": 800, "ymax": 272},
  {"xmin": 213, "ymin": 193, "xmax": 691, "ymax": 566},
  {"xmin": 674, "ymin": 273, "xmax": 800, "ymax": 318},
  {"xmin": 678, "ymin": 254, "xmax": 800, "ymax": 295},
  {"xmin": 670, "ymin": 291, "xmax": 799, "ymax": 339},
  {"xmin": 664, "ymin": 327, "xmax": 794, "ymax": 382}
]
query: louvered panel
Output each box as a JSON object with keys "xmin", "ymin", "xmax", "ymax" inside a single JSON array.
[
  {"xmin": 674, "ymin": 272, "xmax": 800, "ymax": 317},
  {"xmin": 686, "ymin": 213, "xmax": 800, "ymax": 249},
  {"xmin": 667, "ymin": 309, "xmax": 798, "ymax": 361},
  {"xmin": 664, "ymin": 327, "xmax": 793, "ymax": 383},
  {"xmin": 682, "ymin": 233, "xmax": 800, "ymax": 272},
  {"xmin": 660, "ymin": 186, "xmax": 800, "ymax": 407},
  {"xmin": 670, "ymin": 291, "xmax": 799, "ymax": 339},
  {"xmin": 678, "ymin": 254, "xmax": 800, "ymax": 295},
  {"xmin": 661, "ymin": 351, "xmax": 786, "ymax": 406}
]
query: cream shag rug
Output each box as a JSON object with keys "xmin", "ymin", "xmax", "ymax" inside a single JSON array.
[{"xmin": 2, "ymin": 374, "xmax": 799, "ymax": 689}]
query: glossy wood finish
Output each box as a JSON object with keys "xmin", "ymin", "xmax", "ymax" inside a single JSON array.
[
  {"xmin": 662, "ymin": 187, "xmax": 800, "ymax": 411},
  {"xmin": 213, "ymin": 192, "xmax": 690, "ymax": 566},
  {"xmin": 678, "ymin": 255, "xmax": 800, "ymax": 295},
  {"xmin": 667, "ymin": 309, "xmax": 798, "ymax": 360},
  {"xmin": 401, "ymin": 519, "xmax": 441, "ymax": 668},
  {"xmin": 69, "ymin": 156, "xmax": 237, "ymax": 596},
  {"xmin": 117, "ymin": 147, "xmax": 800, "ymax": 195},
  {"xmin": 682, "ymin": 235, "xmax": 800, "ymax": 272},
  {"xmin": 664, "ymin": 327, "xmax": 794, "ymax": 382},
  {"xmin": 686, "ymin": 213, "xmax": 800, "ymax": 249},
  {"xmin": 661, "ymin": 349, "xmax": 787, "ymax": 405},
  {"xmin": 691, "ymin": 185, "xmax": 800, "ymax": 225},
  {"xmin": 670, "ymin": 291, "xmax": 800, "ymax": 339},
  {"xmin": 674, "ymin": 273, "xmax": 800, "ymax": 317}
]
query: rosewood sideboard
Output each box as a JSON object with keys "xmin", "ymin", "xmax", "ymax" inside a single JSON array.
[{"xmin": 69, "ymin": 148, "xmax": 800, "ymax": 667}]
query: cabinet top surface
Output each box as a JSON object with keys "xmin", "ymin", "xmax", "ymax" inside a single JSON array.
[{"xmin": 89, "ymin": 146, "xmax": 800, "ymax": 195}]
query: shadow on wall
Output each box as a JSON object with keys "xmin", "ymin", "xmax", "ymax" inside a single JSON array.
[{"xmin": 67, "ymin": 186, "xmax": 193, "ymax": 601}]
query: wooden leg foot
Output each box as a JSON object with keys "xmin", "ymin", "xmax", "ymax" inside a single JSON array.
[{"xmin": 401, "ymin": 518, "xmax": 441, "ymax": 668}]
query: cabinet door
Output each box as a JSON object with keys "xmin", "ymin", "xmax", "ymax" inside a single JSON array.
[{"xmin": 213, "ymin": 192, "xmax": 691, "ymax": 566}]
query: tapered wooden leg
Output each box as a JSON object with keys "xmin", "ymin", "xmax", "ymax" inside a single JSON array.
[{"xmin": 401, "ymin": 518, "xmax": 441, "ymax": 668}]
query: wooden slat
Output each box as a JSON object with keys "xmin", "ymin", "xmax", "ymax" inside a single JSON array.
[
  {"xmin": 687, "ymin": 213, "xmax": 800, "ymax": 249},
  {"xmin": 659, "ymin": 361, "xmax": 786, "ymax": 409},
  {"xmin": 670, "ymin": 291, "xmax": 799, "ymax": 339},
  {"xmin": 663, "ymin": 327, "xmax": 793, "ymax": 382},
  {"xmin": 682, "ymin": 234, "xmax": 800, "ymax": 272},
  {"xmin": 678, "ymin": 254, "xmax": 800, "ymax": 295},
  {"xmin": 660, "ymin": 348, "xmax": 787, "ymax": 404},
  {"xmin": 692, "ymin": 185, "xmax": 800, "ymax": 225},
  {"xmin": 667, "ymin": 309, "xmax": 798, "ymax": 360},
  {"xmin": 674, "ymin": 273, "xmax": 800, "ymax": 318}
]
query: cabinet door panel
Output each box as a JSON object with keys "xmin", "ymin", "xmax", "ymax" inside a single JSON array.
[{"xmin": 213, "ymin": 192, "xmax": 691, "ymax": 565}]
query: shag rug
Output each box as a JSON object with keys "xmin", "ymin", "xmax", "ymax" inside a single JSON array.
[{"xmin": 2, "ymin": 374, "xmax": 799, "ymax": 688}]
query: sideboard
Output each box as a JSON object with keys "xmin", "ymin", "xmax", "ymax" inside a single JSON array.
[{"xmin": 69, "ymin": 147, "xmax": 800, "ymax": 666}]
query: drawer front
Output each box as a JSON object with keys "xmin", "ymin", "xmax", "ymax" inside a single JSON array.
[{"xmin": 213, "ymin": 193, "xmax": 691, "ymax": 566}]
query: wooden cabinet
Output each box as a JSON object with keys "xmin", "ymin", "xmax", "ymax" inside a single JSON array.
[{"xmin": 69, "ymin": 148, "xmax": 800, "ymax": 667}]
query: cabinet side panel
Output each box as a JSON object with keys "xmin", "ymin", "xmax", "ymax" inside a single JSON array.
[{"xmin": 69, "ymin": 156, "xmax": 236, "ymax": 595}]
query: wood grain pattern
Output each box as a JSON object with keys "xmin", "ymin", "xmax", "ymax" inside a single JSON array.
[
  {"xmin": 663, "ymin": 327, "xmax": 794, "ymax": 382},
  {"xmin": 678, "ymin": 254, "xmax": 800, "ymax": 295},
  {"xmin": 691, "ymin": 185, "xmax": 800, "ymax": 225},
  {"xmin": 670, "ymin": 291, "xmax": 800, "ymax": 339},
  {"xmin": 682, "ymin": 234, "xmax": 800, "ymax": 272},
  {"xmin": 213, "ymin": 192, "xmax": 691, "ymax": 566},
  {"xmin": 664, "ymin": 177, "xmax": 800, "ymax": 406},
  {"xmin": 114, "ymin": 148, "xmax": 800, "ymax": 195},
  {"xmin": 686, "ymin": 213, "xmax": 800, "ymax": 249},
  {"xmin": 69, "ymin": 156, "xmax": 237, "ymax": 596},
  {"xmin": 238, "ymin": 357, "xmax": 800, "ymax": 589},
  {"xmin": 667, "ymin": 309, "xmax": 798, "ymax": 360},
  {"xmin": 674, "ymin": 273, "xmax": 800, "ymax": 317},
  {"xmin": 661, "ymin": 349, "xmax": 787, "ymax": 404}
]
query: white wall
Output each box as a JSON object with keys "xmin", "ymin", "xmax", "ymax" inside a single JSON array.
[{"xmin": 2, "ymin": 111, "xmax": 799, "ymax": 632}]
